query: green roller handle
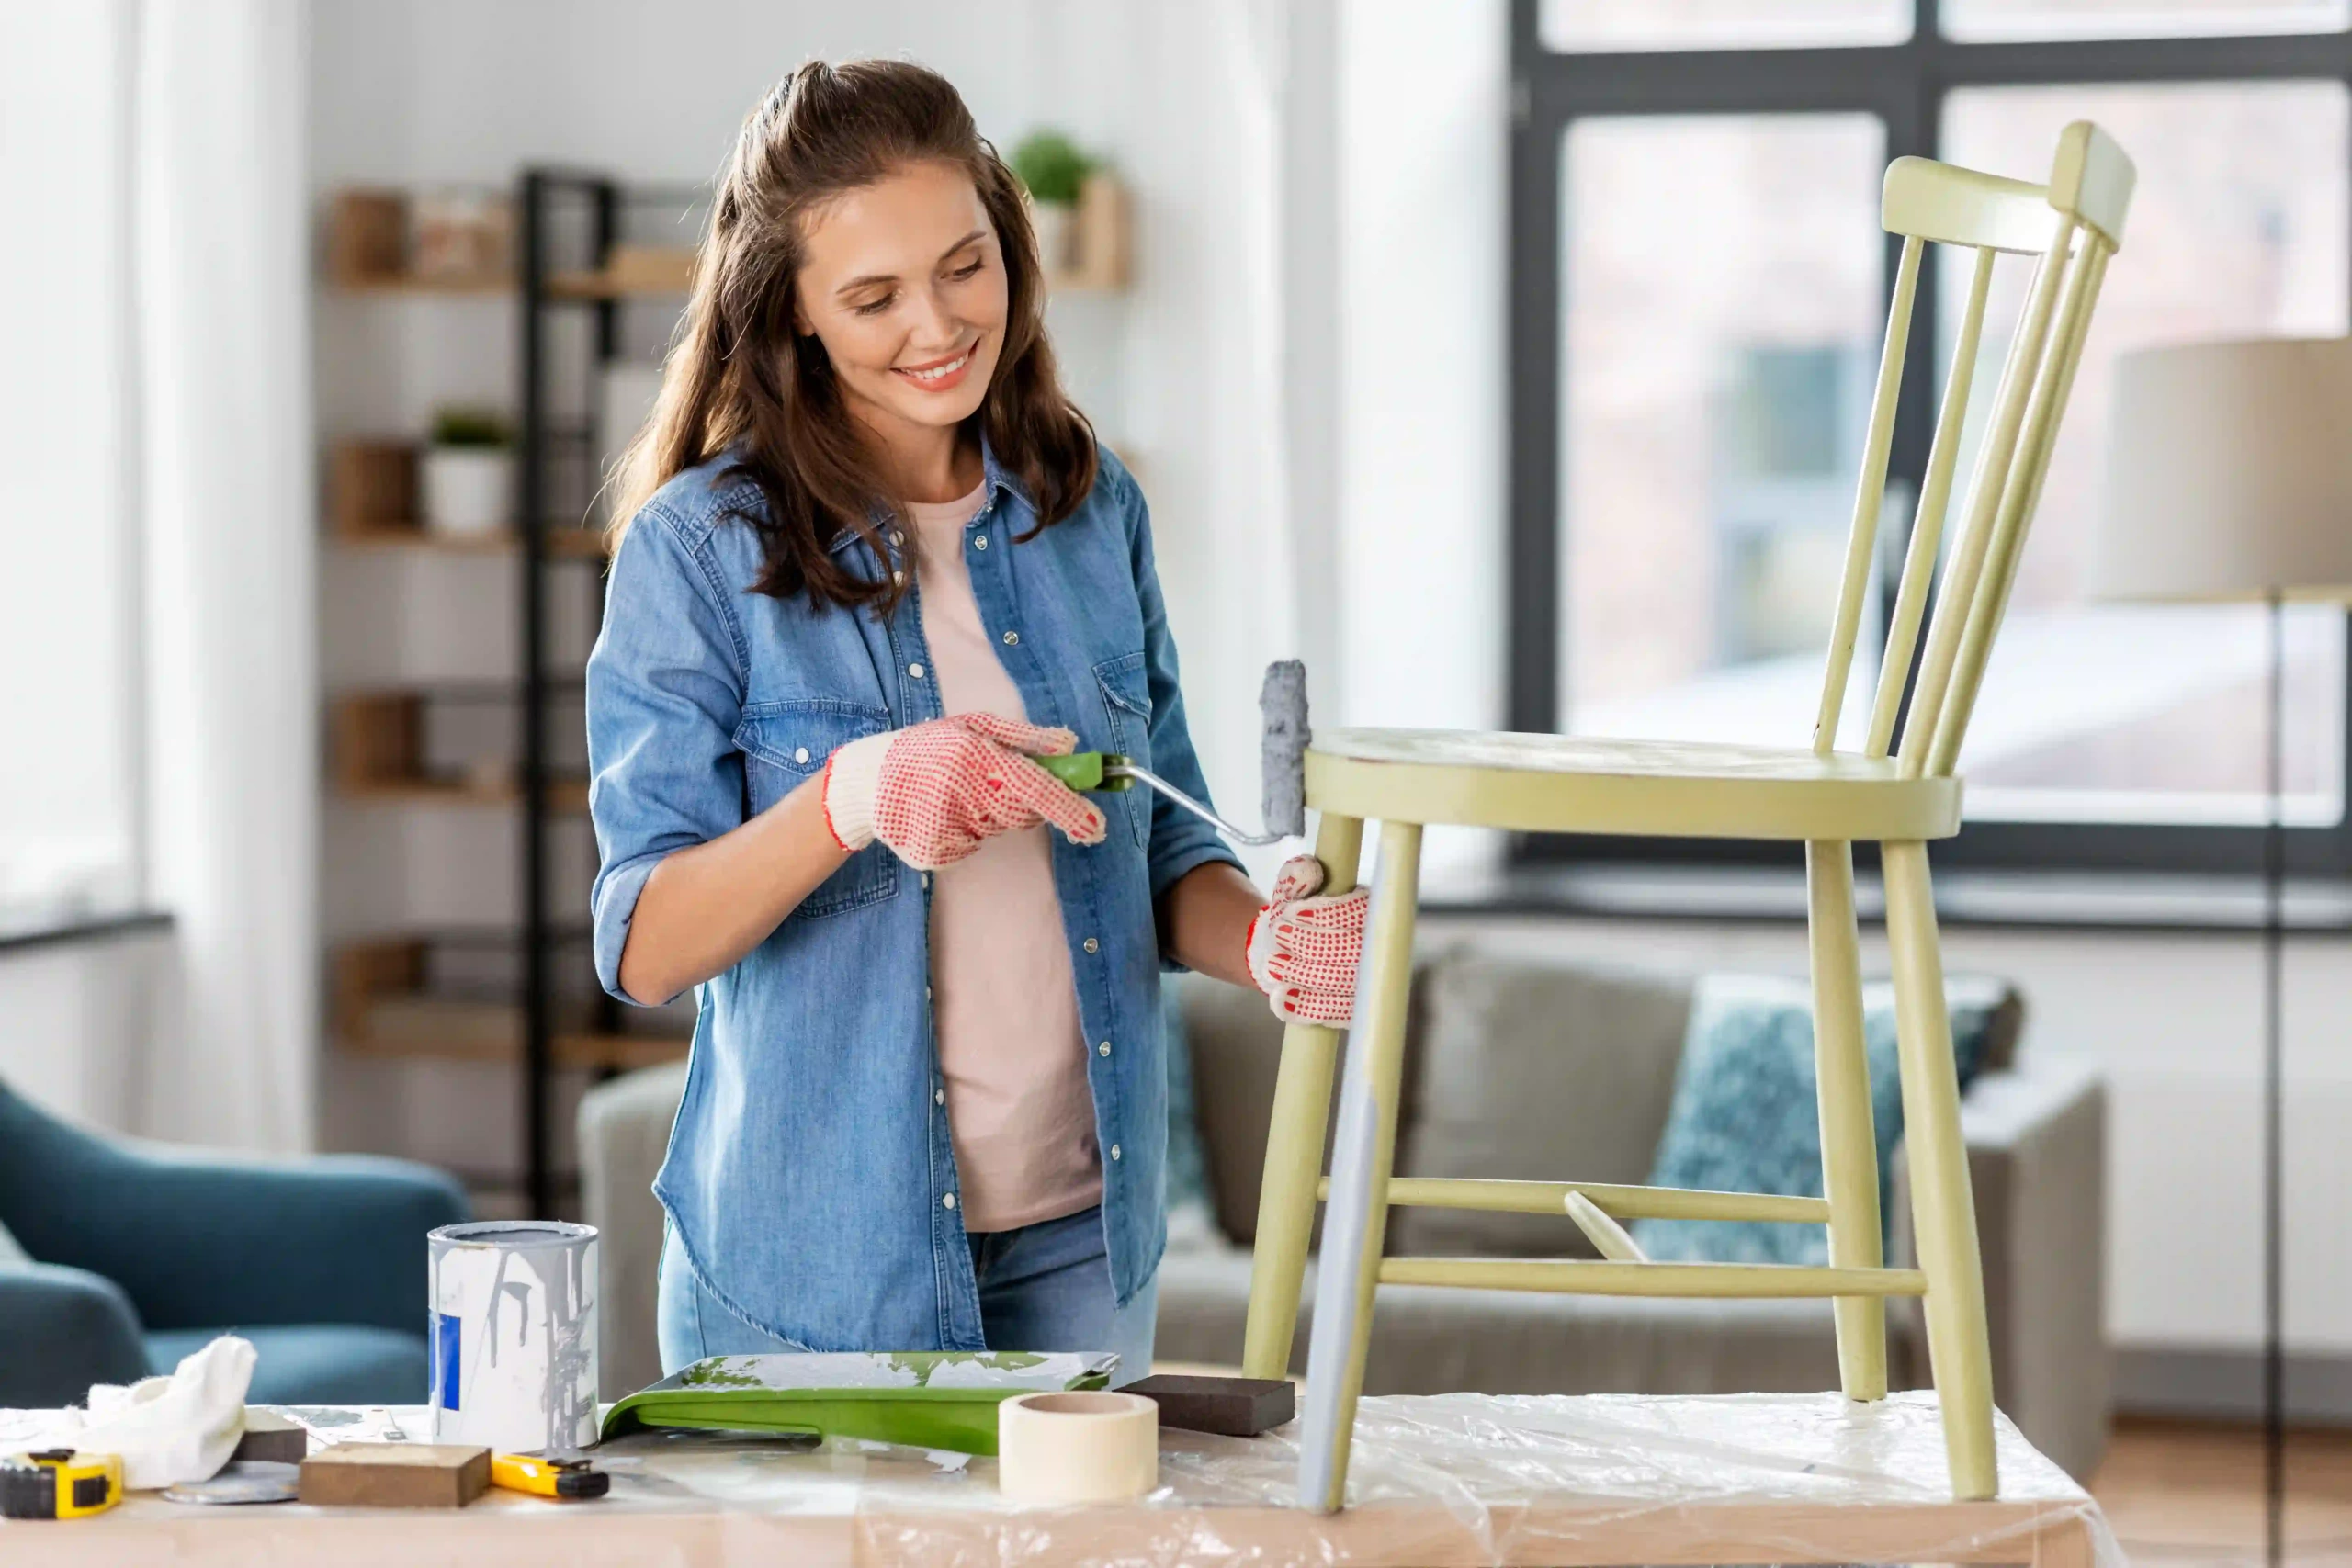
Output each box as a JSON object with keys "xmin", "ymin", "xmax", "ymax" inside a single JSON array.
[{"xmin": 1035, "ymin": 751, "xmax": 1136, "ymax": 792}]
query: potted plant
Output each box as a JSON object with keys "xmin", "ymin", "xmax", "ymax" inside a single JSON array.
[
  {"xmin": 421, "ymin": 407, "xmax": 514, "ymax": 537},
  {"xmin": 1011, "ymin": 130, "xmax": 1094, "ymax": 275}
]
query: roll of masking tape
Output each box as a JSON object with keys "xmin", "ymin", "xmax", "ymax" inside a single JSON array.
[{"xmin": 996, "ymin": 1391, "xmax": 1159, "ymax": 1505}]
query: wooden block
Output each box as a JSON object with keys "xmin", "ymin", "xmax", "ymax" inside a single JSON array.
[
  {"xmin": 328, "ymin": 441, "xmax": 419, "ymax": 537},
  {"xmin": 327, "ymin": 189, "xmax": 410, "ymax": 284},
  {"xmin": 232, "ymin": 1408, "xmax": 308, "ymax": 1465},
  {"xmin": 298, "ymin": 1444, "xmax": 490, "ymax": 1508},
  {"xmin": 330, "ymin": 693, "xmax": 425, "ymax": 794},
  {"xmin": 1124, "ymin": 1374, "xmax": 1294, "ymax": 1436}
]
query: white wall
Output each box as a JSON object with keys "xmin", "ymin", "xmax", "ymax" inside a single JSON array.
[
  {"xmin": 0, "ymin": 931, "xmax": 175, "ymax": 1134},
  {"xmin": 1337, "ymin": 0, "xmax": 1509, "ymax": 881}
]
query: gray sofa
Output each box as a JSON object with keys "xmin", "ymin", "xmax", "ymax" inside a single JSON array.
[{"xmin": 579, "ymin": 943, "xmax": 2109, "ymax": 1479}]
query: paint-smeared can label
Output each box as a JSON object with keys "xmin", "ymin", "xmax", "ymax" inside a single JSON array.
[
  {"xmin": 430, "ymin": 1310, "xmax": 461, "ymax": 1411},
  {"xmin": 427, "ymin": 1222, "xmax": 598, "ymax": 1453}
]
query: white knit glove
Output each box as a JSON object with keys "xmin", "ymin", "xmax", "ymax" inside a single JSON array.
[
  {"xmin": 821, "ymin": 712, "xmax": 1106, "ymax": 871},
  {"xmin": 1245, "ymin": 854, "xmax": 1370, "ymax": 1026}
]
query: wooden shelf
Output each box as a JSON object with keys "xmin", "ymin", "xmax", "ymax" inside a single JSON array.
[
  {"xmin": 331, "ymin": 246, "xmax": 695, "ymax": 302},
  {"xmin": 327, "ymin": 268, "xmax": 514, "ymax": 296},
  {"xmin": 337, "ymin": 1028, "xmax": 684, "ymax": 1073},
  {"xmin": 332, "ymin": 939, "xmax": 685, "ymax": 1071},
  {"xmin": 337, "ymin": 777, "xmax": 590, "ymax": 813},
  {"xmin": 330, "ymin": 523, "xmax": 608, "ymax": 559},
  {"xmin": 329, "ymin": 691, "xmax": 589, "ymax": 812}
]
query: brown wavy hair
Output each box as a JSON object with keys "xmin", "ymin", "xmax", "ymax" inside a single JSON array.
[{"xmin": 606, "ymin": 58, "xmax": 1097, "ymax": 612}]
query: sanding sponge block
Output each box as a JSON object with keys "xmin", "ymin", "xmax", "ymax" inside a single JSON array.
[
  {"xmin": 299, "ymin": 1443, "xmax": 491, "ymax": 1508},
  {"xmin": 232, "ymin": 1408, "xmax": 307, "ymax": 1465},
  {"xmin": 1124, "ymin": 1373, "xmax": 1295, "ymax": 1437}
]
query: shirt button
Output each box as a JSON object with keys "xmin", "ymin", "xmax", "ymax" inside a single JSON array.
[
  {"xmin": 891, "ymin": 529, "xmax": 906, "ymax": 547},
  {"xmin": 943, "ymin": 1192, "xmax": 956, "ymax": 1211},
  {"xmin": 921, "ymin": 872, "xmax": 932, "ymax": 891},
  {"xmin": 1082, "ymin": 937, "xmax": 1099, "ymax": 954},
  {"xmin": 1001, "ymin": 630, "xmax": 1019, "ymax": 647},
  {"xmin": 893, "ymin": 570, "xmax": 905, "ymax": 586},
  {"xmin": 1109, "ymin": 1145, "xmax": 1122, "ymax": 1162},
  {"xmin": 909, "ymin": 662, "xmax": 925, "ymax": 679},
  {"xmin": 1098, "ymin": 1040, "xmax": 1112, "ymax": 1057},
  {"xmin": 934, "ymin": 1088, "xmax": 945, "ymax": 1105},
  {"xmin": 794, "ymin": 747, "xmax": 810, "ymax": 764},
  {"xmin": 973, "ymin": 535, "xmax": 988, "ymax": 550}
]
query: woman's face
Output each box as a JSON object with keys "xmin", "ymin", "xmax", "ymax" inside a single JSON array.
[{"xmin": 794, "ymin": 160, "xmax": 1009, "ymax": 443}]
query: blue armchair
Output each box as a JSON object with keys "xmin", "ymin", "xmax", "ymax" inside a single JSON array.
[{"xmin": 0, "ymin": 1078, "xmax": 468, "ymax": 1407}]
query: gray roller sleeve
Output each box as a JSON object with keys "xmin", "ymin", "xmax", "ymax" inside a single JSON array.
[{"xmin": 1260, "ymin": 660, "xmax": 1310, "ymax": 840}]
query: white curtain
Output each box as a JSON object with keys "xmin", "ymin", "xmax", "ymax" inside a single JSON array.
[
  {"xmin": 135, "ymin": 0, "xmax": 317, "ymax": 1151},
  {"xmin": 1107, "ymin": 0, "xmax": 1329, "ymax": 884}
]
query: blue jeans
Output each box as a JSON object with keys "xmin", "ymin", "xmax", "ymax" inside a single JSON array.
[{"xmin": 657, "ymin": 1206, "xmax": 1158, "ymax": 1385}]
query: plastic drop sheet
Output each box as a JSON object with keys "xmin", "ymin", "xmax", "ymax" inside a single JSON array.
[{"xmin": 2, "ymin": 1392, "xmax": 2119, "ymax": 1568}]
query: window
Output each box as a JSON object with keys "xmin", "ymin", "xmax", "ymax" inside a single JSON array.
[
  {"xmin": 0, "ymin": 5, "xmax": 141, "ymax": 917},
  {"xmin": 1509, "ymin": 0, "xmax": 2352, "ymax": 873}
]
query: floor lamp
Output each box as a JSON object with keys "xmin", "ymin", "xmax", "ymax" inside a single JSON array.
[{"xmin": 2096, "ymin": 335, "xmax": 2352, "ymax": 1568}]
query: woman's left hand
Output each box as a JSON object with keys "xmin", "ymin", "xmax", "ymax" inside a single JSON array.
[{"xmin": 1245, "ymin": 854, "xmax": 1370, "ymax": 1026}]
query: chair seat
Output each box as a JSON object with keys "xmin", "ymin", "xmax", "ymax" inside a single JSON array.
[
  {"xmin": 1303, "ymin": 728, "xmax": 1962, "ymax": 841},
  {"xmin": 146, "ymin": 1324, "xmax": 427, "ymax": 1405}
]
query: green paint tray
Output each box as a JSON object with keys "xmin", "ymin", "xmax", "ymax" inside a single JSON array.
[{"xmin": 598, "ymin": 1351, "xmax": 1116, "ymax": 1455}]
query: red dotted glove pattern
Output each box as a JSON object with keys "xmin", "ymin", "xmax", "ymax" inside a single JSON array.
[
  {"xmin": 1245, "ymin": 853, "xmax": 1369, "ymax": 1026},
  {"xmin": 824, "ymin": 712, "xmax": 1107, "ymax": 872}
]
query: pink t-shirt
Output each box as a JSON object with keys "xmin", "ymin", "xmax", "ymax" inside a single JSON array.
[{"xmin": 905, "ymin": 483, "xmax": 1102, "ymax": 1233}]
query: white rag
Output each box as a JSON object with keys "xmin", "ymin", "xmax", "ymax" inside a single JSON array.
[{"xmin": 0, "ymin": 1335, "xmax": 254, "ymax": 1489}]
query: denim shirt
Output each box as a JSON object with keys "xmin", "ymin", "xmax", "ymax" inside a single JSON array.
[{"xmin": 585, "ymin": 442, "xmax": 1240, "ymax": 1352}]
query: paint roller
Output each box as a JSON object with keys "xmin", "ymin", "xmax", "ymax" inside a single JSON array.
[{"xmin": 1037, "ymin": 660, "xmax": 1309, "ymax": 848}]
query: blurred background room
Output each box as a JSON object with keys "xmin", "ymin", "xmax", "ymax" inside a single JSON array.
[{"xmin": 2, "ymin": 2, "xmax": 2349, "ymax": 1558}]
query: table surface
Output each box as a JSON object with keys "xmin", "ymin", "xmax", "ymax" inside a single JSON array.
[{"xmin": 0, "ymin": 1390, "xmax": 2117, "ymax": 1568}]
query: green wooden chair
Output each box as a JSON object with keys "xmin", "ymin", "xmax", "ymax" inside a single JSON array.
[{"xmin": 1240, "ymin": 122, "xmax": 2135, "ymax": 1513}]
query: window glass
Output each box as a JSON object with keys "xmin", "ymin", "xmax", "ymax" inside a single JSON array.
[
  {"xmin": 1541, "ymin": 0, "xmax": 1912, "ymax": 51},
  {"xmin": 1558, "ymin": 114, "xmax": 1887, "ymax": 746},
  {"xmin": 1940, "ymin": 82, "xmax": 2349, "ymax": 825},
  {"xmin": 0, "ymin": 6, "xmax": 139, "ymax": 913},
  {"xmin": 1941, "ymin": 0, "xmax": 2348, "ymax": 41}
]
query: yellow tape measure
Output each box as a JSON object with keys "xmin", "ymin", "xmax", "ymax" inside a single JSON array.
[{"xmin": 2, "ymin": 1450, "xmax": 123, "ymax": 1520}]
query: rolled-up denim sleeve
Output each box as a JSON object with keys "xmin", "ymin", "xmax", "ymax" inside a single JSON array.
[
  {"xmin": 1121, "ymin": 468, "xmax": 1247, "ymax": 907},
  {"xmin": 586, "ymin": 507, "xmax": 748, "ymax": 1002}
]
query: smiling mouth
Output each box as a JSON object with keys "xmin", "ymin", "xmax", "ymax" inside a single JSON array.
[{"xmin": 893, "ymin": 345, "xmax": 976, "ymax": 390}]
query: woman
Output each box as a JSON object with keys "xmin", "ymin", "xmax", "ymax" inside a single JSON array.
[{"xmin": 588, "ymin": 59, "xmax": 1366, "ymax": 1379}]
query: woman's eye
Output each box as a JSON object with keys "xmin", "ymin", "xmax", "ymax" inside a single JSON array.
[
  {"xmin": 853, "ymin": 294, "xmax": 894, "ymax": 316},
  {"xmin": 951, "ymin": 260, "xmax": 984, "ymax": 280}
]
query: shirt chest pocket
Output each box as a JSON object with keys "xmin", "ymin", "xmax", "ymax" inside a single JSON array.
[
  {"xmin": 1095, "ymin": 651, "xmax": 1153, "ymax": 852},
  {"xmin": 735, "ymin": 699, "xmax": 900, "ymax": 919}
]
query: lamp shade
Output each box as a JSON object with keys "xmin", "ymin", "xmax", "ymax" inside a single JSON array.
[{"xmin": 2096, "ymin": 336, "xmax": 2352, "ymax": 603}]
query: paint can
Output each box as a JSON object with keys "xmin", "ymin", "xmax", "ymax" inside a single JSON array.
[{"xmin": 427, "ymin": 1221, "xmax": 598, "ymax": 1454}]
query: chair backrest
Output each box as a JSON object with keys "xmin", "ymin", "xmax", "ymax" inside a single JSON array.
[{"xmin": 1811, "ymin": 121, "xmax": 2134, "ymax": 780}]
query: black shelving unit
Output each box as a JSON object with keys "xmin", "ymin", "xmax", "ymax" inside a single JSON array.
[{"xmin": 514, "ymin": 168, "xmax": 707, "ymax": 1216}]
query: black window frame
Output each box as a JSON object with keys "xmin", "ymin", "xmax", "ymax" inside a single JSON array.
[{"xmin": 1506, "ymin": 0, "xmax": 2352, "ymax": 878}]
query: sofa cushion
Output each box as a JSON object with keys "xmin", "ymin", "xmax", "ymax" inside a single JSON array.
[
  {"xmin": 1390, "ymin": 953, "xmax": 1694, "ymax": 1258},
  {"xmin": 1634, "ymin": 973, "xmax": 2021, "ymax": 1264},
  {"xmin": 1182, "ymin": 971, "xmax": 1374, "ymax": 1247},
  {"xmin": 146, "ymin": 1325, "xmax": 428, "ymax": 1405}
]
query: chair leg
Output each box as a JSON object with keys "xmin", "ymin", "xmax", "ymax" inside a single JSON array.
[
  {"xmin": 1807, "ymin": 839, "xmax": 1887, "ymax": 1403},
  {"xmin": 1883, "ymin": 840, "xmax": 1998, "ymax": 1500},
  {"xmin": 1242, "ymin": 813, "xmax": 1366, "ymax": 1381},
  {"xmin": 1297, "ymin": 819, "xmax": 1422, "ymax": 1514}
]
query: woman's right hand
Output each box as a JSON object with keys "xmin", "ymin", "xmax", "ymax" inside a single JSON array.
[{"xmin": 821, "ymin": 713, "xmax": 1108, "ymax": 870}]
